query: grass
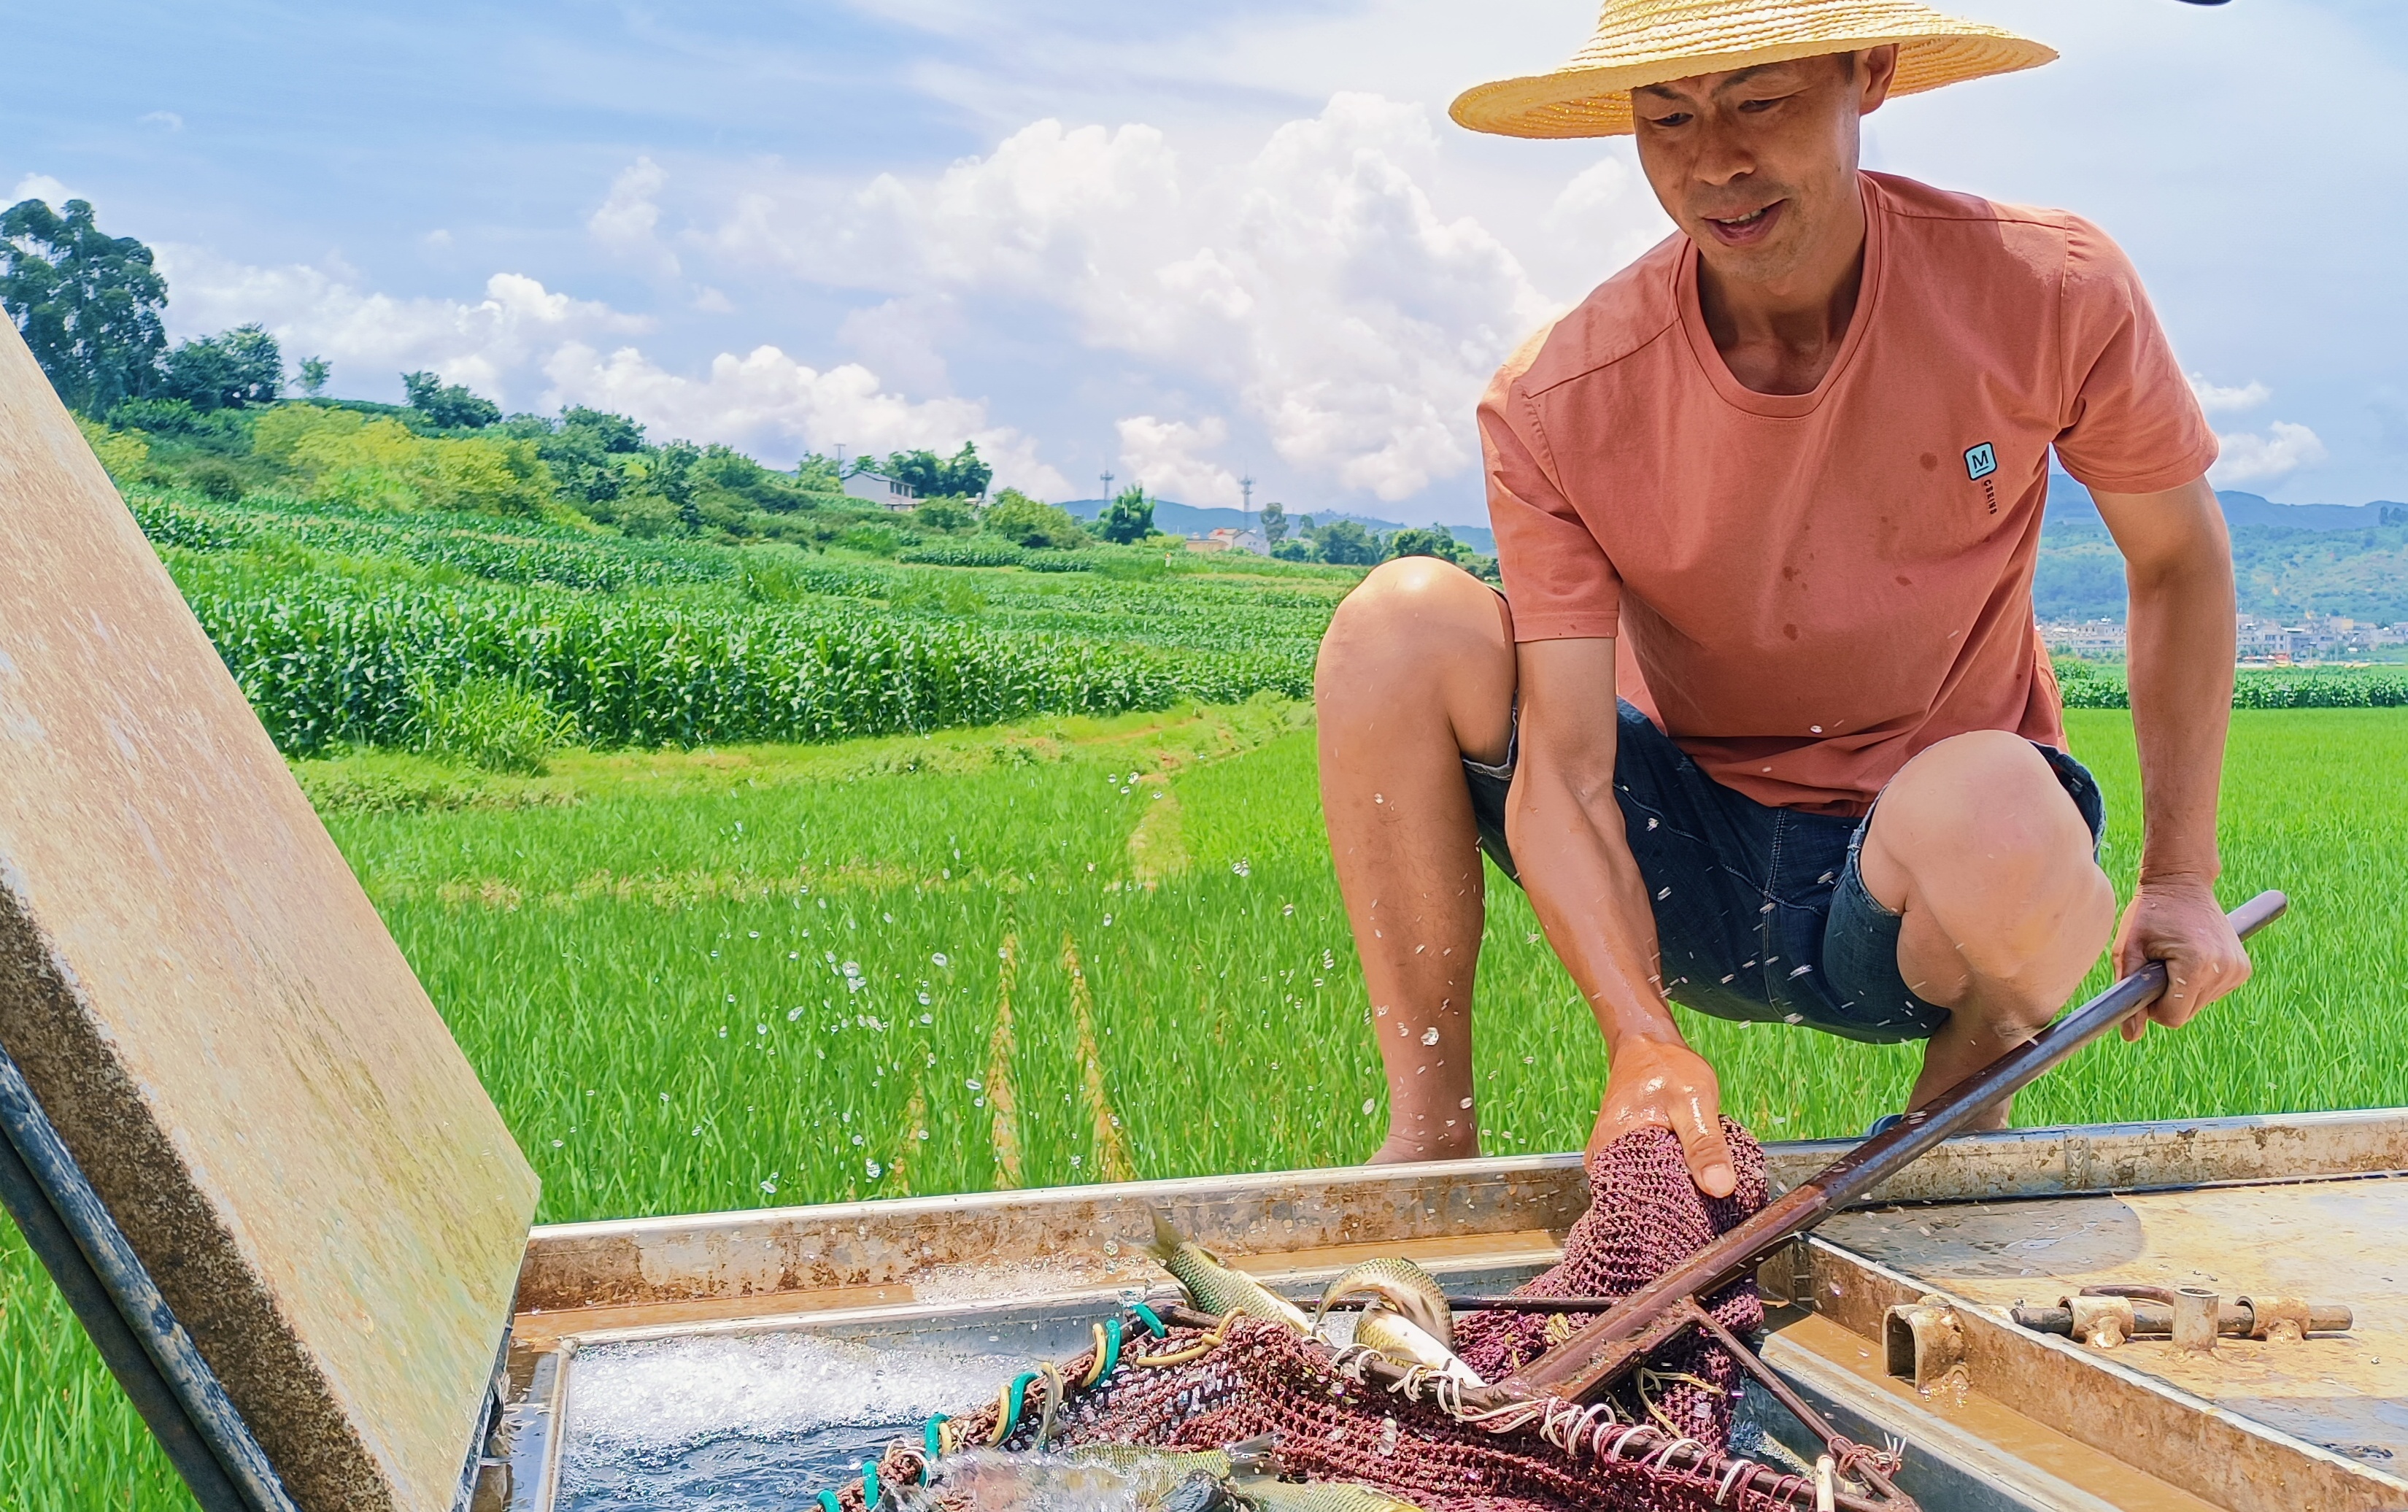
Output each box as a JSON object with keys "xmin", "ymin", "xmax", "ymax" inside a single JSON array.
[{"xmin": 6, "ymin": 703, "xmax": 2407, "ymax": 1505}]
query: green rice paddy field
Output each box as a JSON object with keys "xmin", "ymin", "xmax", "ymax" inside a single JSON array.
[{"xmin": 6, "ymin": 701, "xmax": 2407, "ymax": 1507}]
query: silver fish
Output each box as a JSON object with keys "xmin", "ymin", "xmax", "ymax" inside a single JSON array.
[
  {"xmin": 1231, "ymin": 1476, "xmax": 1427, "ymax": 1512},
  {"xmin": 1144, "ymin": 1215, "xmax": 1311, "ymax": 1331},
  {"xmin": 1310, "ymin": 1259, "xmax": 1454, "ymax": 1349}
]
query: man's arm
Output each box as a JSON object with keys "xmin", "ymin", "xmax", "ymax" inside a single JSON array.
[
  {"xmin": 1508, "ymin": 636, "xmax": 1737, "ymax": 1195},
  {"xmin": 2091, "ymin": 474, "xmax": 2253, "ymax": 1035}
]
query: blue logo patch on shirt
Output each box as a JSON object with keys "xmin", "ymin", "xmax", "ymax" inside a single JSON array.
[{"xmin": 1964, "ymin": 442, "xmax": 1999, "ymax": 482}]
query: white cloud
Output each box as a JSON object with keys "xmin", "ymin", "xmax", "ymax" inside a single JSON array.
[
  {"xmin": 837, "ymin": 293, "xmax": 956, "ymax": 396},
  {"xmin": 2189, "ymin": 374, "xmax": 2272, "ymax": 416},
  {"xmin": 1116, "ymin": 414, "xmax": 1238, "ymax": 505},
  {"xmin": 590, "ymin": 156, "xmax": 679, "ymax": 276},
  {"xmin": 542, "ymin": 340, "xmax": 1068, "ymax": 493},
  {"xmin": 137, "ymin": 111, "xmax": 185, "ymax": 132},
  {"xmin": 711, "ymin": 94, "xmax": 1558, "ymax": 502},
  {"xmin": 153, "ymin": 247, "xmax": 652, "ymax": 408},
  {"xmin": 8, "ymin": 173, "xmax": 77, "ymax": 206},
  {"xmin": 2210, "ymin": 421, "xmax": 2328, "ymax": 488},
  {"xmin": 1542, "ymin": 154, "xmax": 1674, "ymax": 271}
]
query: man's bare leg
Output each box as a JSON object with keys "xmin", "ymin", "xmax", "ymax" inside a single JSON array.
[
  {"xmin": 1315, "ymin": 558, "xmax": 1516, "ymax": 1162},
  {"xmin": 1857, "ymin": 730, "xmax": 2117, "ymax": 1126}
]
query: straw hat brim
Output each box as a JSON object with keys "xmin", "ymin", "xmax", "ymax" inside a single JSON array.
[{"xmin": 1450, "ymin": 4, "xmax": 2056, "ymax": 139}]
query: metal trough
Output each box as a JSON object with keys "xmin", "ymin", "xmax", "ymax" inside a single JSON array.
[{"xmin": 487, "ymin": 1109, "xmax": 2408, "ymax": 1512}]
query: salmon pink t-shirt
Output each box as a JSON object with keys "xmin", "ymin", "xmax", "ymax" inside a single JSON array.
[{"xmin": 1483, "ymin": 172, "xmax": 2217, "ymax": 816}]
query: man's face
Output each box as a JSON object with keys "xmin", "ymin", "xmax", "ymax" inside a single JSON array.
[{"xmin": 1631, "ymin": 47, "xmax": 1896, "ymax": 286}]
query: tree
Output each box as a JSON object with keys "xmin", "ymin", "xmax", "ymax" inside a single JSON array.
[
  {"xmin": 650, "ymin": 440, "xmax": 702, "ymax": 531},
  {"xmin": 1259, "ymin": 501, "xmax": 1287, "ymax": 544},
  {"xmin": 886, "ymin": 440, "xmax": 993, "ymax": 500},
  {"xmin": 159, "ymin": 323, "xmax": 283, "ymax": 411},
  {"xmin": 298, "ymin": 356, "xmax": 330, "ymax": 397},
  {"xmin": 402, "ymin": 370, "xmax": 502, "ymax": 429},
  {"xmin": 982, "ymin": 488, "xmax": 1089, "ymax": 549},
  {"xmin": 560, "ymin": 406, "xmax": 645, "ymax": 452},
  {"xmin": 1384, "ymin": 524, "xmax": 1473, "ymax": 566},
  {"xmin": 914, "ymin": 496, "xmax": 976, "ymax": 532},
  {"xmin": 1098, "ymin": 485, "xmax": 1154, "ymax": 544},
  {"xmin": 1313, "ymin": 518, "xmax": 1381, "ymax": 565},
  {"xmin": 0, "ymin": 198, "xmax": 168, "ymax": 414}
]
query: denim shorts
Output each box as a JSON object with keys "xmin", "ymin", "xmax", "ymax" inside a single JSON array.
[{"xmin": 1464, "ymin": 701, "xmax": 2106, "ymax": 1044}]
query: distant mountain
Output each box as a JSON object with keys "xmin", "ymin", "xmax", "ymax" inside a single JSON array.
[
  {"xmin": 1057, "ymin": 498, "xmax": 1495, "ymax": 556},
  {"xmin": 2040, "ymin": 474, "xmax": 2408, "ymax": 625},
  {"xmin": 2045, "ymin": 474, "xmax": 2407, "ymax": 535}
]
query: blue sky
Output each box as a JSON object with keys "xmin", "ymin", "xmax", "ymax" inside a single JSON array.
[{"xmin": 7, "ymin": 0, "xmax": 2404, "ymax": 524}]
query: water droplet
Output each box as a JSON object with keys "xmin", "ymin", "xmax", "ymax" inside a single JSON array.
[
  {"xmin": 1362, "ymin": 1098, "xmax": 1377, "ymax": 1116},
  {"xmin": 761, "ymin": 1179, "xmax": 778, "ymax": 1194},
  {"xmin": 1231, "ymin": 859, "xmax": 1251, "ymax": 878},
  {"xmin": 965, "ymin": 1078, "xmax": 984, "ymax": 1091},
  {"xmin": 865, "ymin": 1159, "xmax": 883, "ymax": 1179},
  {"xmin": 788, "ymin": 1006, "xmax": 804, "ymax": 1021},
  {"xmin": 1459, "ymin": 1098, "xmax": 1473, "ymax": 1110},
  {"xmin": 1420, "ymin": 1026, "xmax": 1441, "ymax": 1046},
  {"xmin": 755, "ymin": 1023, "xmax": 768, "ymax": 1035}
]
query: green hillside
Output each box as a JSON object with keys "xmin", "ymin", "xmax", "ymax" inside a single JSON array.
[{"xmin": 2037, "ymin": 477, "xmax": 2408, "ymax": 625}]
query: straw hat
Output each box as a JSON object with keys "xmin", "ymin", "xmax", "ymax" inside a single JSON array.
[{"xmin": 1450, "ymin": 0, "xmax": 2055, "ymax": 139}]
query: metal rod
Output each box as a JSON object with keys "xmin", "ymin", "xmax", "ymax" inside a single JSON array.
[
  {"xmin": 1505, "ymin": 891, "xmax": 2289, "ymax": 1402},
  {"xmin": 1313, "ymin": 1295, "xmax": 1631, "ymax": 1314},
  {"xmin": 2009, "ymin": 1300, "xmax": 2352, "ymax": 1337}
]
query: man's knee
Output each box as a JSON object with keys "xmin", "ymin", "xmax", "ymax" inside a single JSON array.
[
  {"xmin": 1316, "ymin": 558, "xmax": 1508, "ymax": 704},
  {"xmin": 1877, "ymin": 731, "xmax": 2091, "ymax": 884}
]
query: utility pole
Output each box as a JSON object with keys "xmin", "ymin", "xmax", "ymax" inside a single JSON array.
[
  {"xmin": 1100, "ymin": 469, "xmax": 1115, "ymax": 501},
  {"xmin": 1240, "ymin": 472, "xmax": 1254, "ymax": 534}
]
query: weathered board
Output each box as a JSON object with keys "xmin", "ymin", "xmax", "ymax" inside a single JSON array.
[{"xmin": 0, "ymin": 323, "xmax": 539, "ymax": 1507}]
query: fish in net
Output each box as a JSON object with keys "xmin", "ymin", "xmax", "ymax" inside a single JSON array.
[{"xmin": 834, "ymin": 1123, "xmax": 1878, "ymax": 1512}]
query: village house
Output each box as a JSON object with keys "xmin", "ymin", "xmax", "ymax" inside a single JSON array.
[{"xmin": 842, "ymin": 470, "xmax": 919, "ymax": 511}]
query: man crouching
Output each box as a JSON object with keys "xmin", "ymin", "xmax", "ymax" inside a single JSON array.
[{"xmin": 1318, "ymin": 1, "xmax": 2253, "ymax": 1192}]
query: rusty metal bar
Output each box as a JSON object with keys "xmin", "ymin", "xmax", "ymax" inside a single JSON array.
[
  {"xmin": 1505, "ymin": 891, "xmax": 2290, "ymax": 1403},
  {"xmin": 2007, "ymin": 1298, "xmax": 2353, "ymax": 1338}
]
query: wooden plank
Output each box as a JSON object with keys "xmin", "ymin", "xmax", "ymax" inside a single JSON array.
[{"xmin": 0, "ymin": 322, "xmax": 539, "ymax": 1511}]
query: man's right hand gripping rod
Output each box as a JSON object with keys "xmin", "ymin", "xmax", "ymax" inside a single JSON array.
[{"xmin": 1504, "ymin": 890, "xmax": 2290, "ymax": 1405}]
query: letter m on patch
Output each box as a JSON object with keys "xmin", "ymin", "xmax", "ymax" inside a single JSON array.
[{"xmin": 1964, "ymin": 442, "xmax": 1999, "ymax": 481}]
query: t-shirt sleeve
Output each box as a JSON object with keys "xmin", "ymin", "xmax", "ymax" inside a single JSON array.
[
  {"xmin": 2050, "ymin": 216, "xmax": 2220, "ymax": 495},
  {"xmin": 1481, "ymin": 353, "xmax": 1622, "ymax": 641}
]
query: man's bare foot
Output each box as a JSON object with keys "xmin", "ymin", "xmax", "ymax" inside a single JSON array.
[{"xmin": 1368, "ymin": 1127, "xmax": 1480, "ymax": 1165}]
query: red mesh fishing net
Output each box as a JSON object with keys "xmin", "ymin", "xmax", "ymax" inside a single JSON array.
[
  {"xmin": 864, "ymin": 1124, "xmax": 1827, "ymax": 1512},
  {"xmin": 1454, "ymin": 1118, "xmax": 1770, "ymax": 1444}
]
